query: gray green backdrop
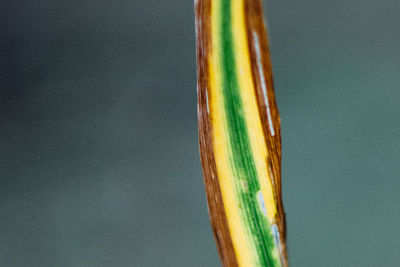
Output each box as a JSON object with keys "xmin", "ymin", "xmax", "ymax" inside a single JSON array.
[{"xmin": 1, "ymin": 0, "xmax": 399, "ymax": 266}]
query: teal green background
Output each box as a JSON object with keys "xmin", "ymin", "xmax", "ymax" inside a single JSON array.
[{"xmin": 1, "ymin": 0, "xmax": 399, "ymax": 266}]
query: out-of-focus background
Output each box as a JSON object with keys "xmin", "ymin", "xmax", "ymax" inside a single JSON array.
[{"xmin": 1, "ymin": 0, "xmax": 399, "ymax": 266}]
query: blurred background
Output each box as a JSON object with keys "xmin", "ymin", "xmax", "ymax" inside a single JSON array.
[{"xmin": 1, "ymin": 0, "xmax": 399, "ymax": 266}]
